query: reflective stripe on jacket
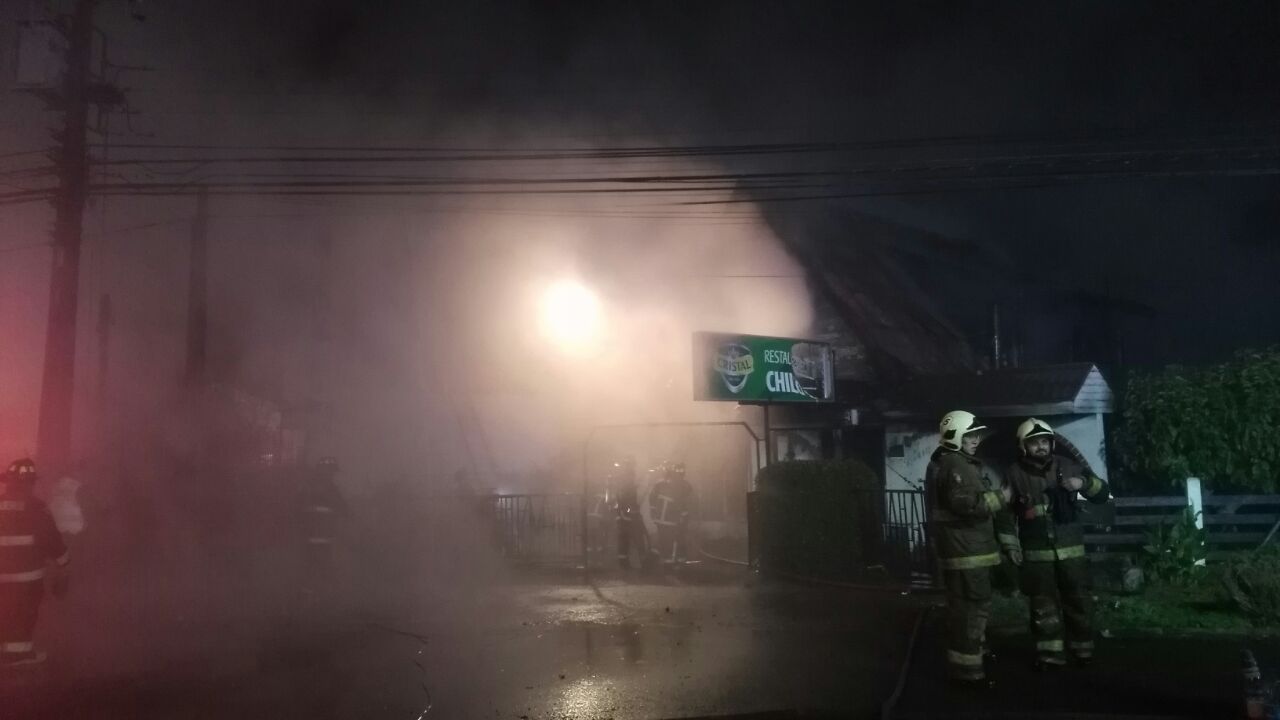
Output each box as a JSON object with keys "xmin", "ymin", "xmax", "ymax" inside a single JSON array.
[
  {"xmin": 927, "ymin": 449, "xmax": 1005, "ymax": 570},
  {"xmin": 0, "ymin": 494, "xmax": 67, "ymax": 582},
  {"xmin": 1005, "ymin": 456, "xmax": 1110, "ymax": 562}
]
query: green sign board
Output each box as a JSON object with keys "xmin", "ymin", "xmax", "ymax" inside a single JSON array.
[{"xmin": 692, "ymin": 331, "xmax": 835, "ymax": 403}]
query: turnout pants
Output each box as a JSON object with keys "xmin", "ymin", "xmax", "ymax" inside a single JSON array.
[
  {"xmin": 301, "ymin": 542, "xmax": 335, "ymax": 600},
  {"xmin": 616, "ymin": 515, "xmax": 649, "ymax": 566},
  {"xmin": 654, "ymin": 520, "xmax": 689, "ymax": 563},
  {"xmin": 943, "ymin": 568, "xmax": 992, "ymax": 681},
  {"xmin": 0, "ymin": 579, "xmax": 44, "ymax": 664},
  {"xmin": 1022, "ymin": 556, "xmax": 1094, "ymax": 664}
]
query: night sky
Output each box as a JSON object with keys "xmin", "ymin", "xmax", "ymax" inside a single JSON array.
[
  {"xmin": 119, "ymin": 0, "xmax": 1280, "ymax": 364},
  {"xmin": 3, "ymin": 1, "xmax": 1280, "ymax": 469}
]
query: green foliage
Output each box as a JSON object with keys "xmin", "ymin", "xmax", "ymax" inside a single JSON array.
[
  {"xmin": 754, "ymin": 459, "xmax": 880, "ymax": 580},
  {"xmin": 1100, "ymin": 590, "xmax": 1252, "ymax": 632},
  {"xmin": 1222, "ymin": 546, "xmax": 1280, "ymax": 625},
  {"xmin": 1142, "ymin": 508, "xmax": 1208, "ymax": 584},
  {"xmin": 1113, "ymin": 347, "xmax": 1280, "ymax": 492},
  {"xmin": 756, "ymin": 458, "xmax": 881, "ymax": 494}
]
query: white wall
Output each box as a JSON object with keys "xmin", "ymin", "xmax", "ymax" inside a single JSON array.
[
  {"xmin": 884, "ymin": 412, "xmax": 1109, "ymax": 493},
  {"xmin": 885, "ymin": 427, "xmax": 935, "ymax": 492},
  {"xmin": 1052, "ymin": 412, "xmax": 1109, "ymax": 481}
]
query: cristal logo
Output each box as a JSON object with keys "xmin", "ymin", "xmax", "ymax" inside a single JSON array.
[{"xmin": 714, "ymin": 343, "xmax": 754, "ymax": 394}]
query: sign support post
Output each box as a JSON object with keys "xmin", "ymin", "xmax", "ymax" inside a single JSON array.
[{"xmin": 762, "ymin": 404, "xmax": 773, "ymax": 466}]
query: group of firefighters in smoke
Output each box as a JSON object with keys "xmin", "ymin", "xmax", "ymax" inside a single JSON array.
[
  {"xmin": 0, "ymin": 446, "xmax": 696, "ymax": 668},
  {"xmin": 2, "ymin": 410, "xmax": 1105, "ymax": 681},
  {"xmin": 0, "ymin": 454, "xmax": 348, "ymax": 670},
  {"xmin": 928, "ymin": 410, "xmax": 1110, "ymax": 687},
  {"xmin": 590, "ymin": 457, "xmax": 696, "ymax": 571}
]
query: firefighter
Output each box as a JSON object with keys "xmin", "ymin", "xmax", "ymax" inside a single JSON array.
[
  {"xmin": 927, "ymin": 411, "xmax": 1011, "ymax": 686},
  {"xmin": 611, "ymin": 457, "xmax": 648, "ymax": 569},
  {"xmin": 0, "ymin": 459, "xmax": 69, "ymax": 668},
  {"xmin": 298, "ymin": 456, "xmax": 349, "ymax": 606},
  {"xmin": 586, "ymin": 478, "xmax": 612, "ymax": 556},
  {"xmin": 1004, "ymin": 418, "xmax": 1110, "ymax": 669},
  {"xmin": 649, "ymin": 463, "xmax": 695, "ymax": 565}
]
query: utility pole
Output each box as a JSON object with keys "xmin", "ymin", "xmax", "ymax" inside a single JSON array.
[
  {"xmin": 95, "ymin": 292, "xmax": 112, "ymax": 401},
  {"xmin": 25, "ymin": 0, "xmax": 129, "ymax": 471},
  {"xmin": 35, "ymin": 0, "xmax": 99, "ymax": 472},
  {"xmin": 184, "ymin": 187, "xmax": 209, "ymax": 387}
]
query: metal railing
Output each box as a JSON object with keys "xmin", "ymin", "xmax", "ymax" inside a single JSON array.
[
  {"xmin": 484, "ymin": 487, "xmax": 936, "ymax": 582},
  {"xmin": 878, "ymin": 489, "xmax": 931, "ymax": 582},
  {"xmin": 486, "ymin": 494, "xmax": 584, "ymax": 562}
]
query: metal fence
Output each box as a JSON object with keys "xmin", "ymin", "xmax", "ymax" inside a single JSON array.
[
  {"xmin": 484, "ymin": 488, "xmax": 935, "ymax": 582},
  {"xmin": 878, "ymin": 489, "xmax": 932, "ymax": 583},
  {"xmin": 486, "ymin": 494, "xmax": 584, "ymax": 562}
]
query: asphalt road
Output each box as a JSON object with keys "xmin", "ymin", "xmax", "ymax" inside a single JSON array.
[
  {"xmin": 891, "ymin": 606, "xmax": 1265, "ymax": 720},
  {"xmin": 1, "ymin": 564, "xmax": 920, "ymax": 720}
]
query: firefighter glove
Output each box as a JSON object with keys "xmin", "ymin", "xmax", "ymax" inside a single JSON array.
[{"xmin": 50, "ymin": 571, "xmax": 70, "ymax": 599}]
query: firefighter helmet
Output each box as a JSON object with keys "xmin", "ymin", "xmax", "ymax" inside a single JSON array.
[
  {"xmin": 938, "ymin": 410, "xmax": 986, "ymax": 451},
  {"xmin": 315, "ymin": 457, "xmax": 339, "ymax": 478},
  {"xmin": 610, "ymin": 456, "xmax": 636, "ymax": 480},
  {"xmin": 1016, "ymin": 418, "xmax": 1056, "ymax": 454},
  {"xmin": 4, "ymin": 458, "xmax": 38, "ymax": 483},
  {"xmin": 665, "ymin": 462, "xmax": 686, "ymax": 479}
]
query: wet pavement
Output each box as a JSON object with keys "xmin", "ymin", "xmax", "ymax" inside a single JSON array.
[
  {"xmin": 6, "ymin": 549, "xmax": 1258, "ymax": 720},
  {"xmin": 2, "ymin": 564, "xmax": 920, "ymax": 719},
  {"xmin": 892, "ymin": 610, "xmax": 1266, "ymax": 719}
]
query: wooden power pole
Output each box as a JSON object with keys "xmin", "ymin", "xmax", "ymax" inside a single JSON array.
[
  {"xmin": 35, "ymin": 0, "xmax": 99, "ymax": 472},
  {"xmin": 25, "ymin": 0, "xmax": 128, "ymax": 471},
  {"xmin": 184, "ymin": 187, "xmax": 209, "ymax": 387}
]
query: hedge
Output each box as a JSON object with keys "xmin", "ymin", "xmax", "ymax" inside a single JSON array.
[
  {"xmin": 754, "ymin": 459, "xmax": 881, "ymax": 580},
  {"xmin": 1113, "ymin": 347, "xmax": 1280, "ymax": 492}
]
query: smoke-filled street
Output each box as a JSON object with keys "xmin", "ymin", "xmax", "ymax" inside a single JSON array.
[
  {"xmin": 6, "ymin": 2, "xmax": 1280, "ymax": 719},
  {"xmin": 8, "ymin": 556, "xmax": 919, "ymax": 719}
]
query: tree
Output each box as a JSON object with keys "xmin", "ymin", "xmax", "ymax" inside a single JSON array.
[{"xmin": 1114, "ymin": 348, "xmax": 1280, "ymax": 492}]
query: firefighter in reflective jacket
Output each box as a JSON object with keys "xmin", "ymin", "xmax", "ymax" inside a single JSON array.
[
  {"xmin": 0, "ymin": 458, "xmax": 68, "ymax": 668},
  {"xmin": 299, "ymin": 456, "xmax": 349, "ymax": 601},
  {"xmin": 1004, "ymin": 418, "xmax": 1110, "ymax": 669},
  {"xmin": 649, "ymin": 463, "xmax": 694, "ymax": 564},
  {"xmin": 586, "ymin": 478, "xmax": 612, "ymax": 556},
  {"xmin": 927, "ymin": 411, "xmax": 1011, "ymax": 686},
  {"xmin": 611, "ymin": 457, "xmax": 649, "ymax": 569}
]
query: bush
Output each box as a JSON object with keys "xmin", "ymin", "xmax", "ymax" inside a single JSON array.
[
  {"xmin": 754, "ymin": 459, "xmax": 880, "ymax": 580},
  {"xmin": 1142, "ymin": 508, "xmax": 1208, "ymax": 585},
  {"xmin": 1222, "ymin": 546, "xmax": 1280, "ymax": 624},
  {"xmin": 1113, "ymin": 347, "xmax": 1280, "ymax": 492}
]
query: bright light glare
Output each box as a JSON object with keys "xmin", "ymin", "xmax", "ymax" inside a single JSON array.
[{"xmin": 539, "ymin": 280, "xmax": 602, "ymax": 353}]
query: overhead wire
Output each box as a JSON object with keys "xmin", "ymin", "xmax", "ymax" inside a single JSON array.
[{"xmin": 5, "ymin": 127, "xmax": 1280, "ymax": 212}]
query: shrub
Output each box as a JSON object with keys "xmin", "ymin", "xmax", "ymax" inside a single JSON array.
[
  {"xmin": 754, "ymin": 459, "xmax": 880, "ymax": 580},
  {"xmin": 1142, "ymin": 508, "xmax": 1207, "ymax": 585},
  {"xmin": 1113, "ymin": 347, "xmax": 1280, "ymax": 492},
  {"xmin": 1222, "ymin": 546, "xmax": 1280, "ymax": 625}
]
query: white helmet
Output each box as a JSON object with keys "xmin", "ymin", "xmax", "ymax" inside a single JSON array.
[
  {"xmin": 938, "ymin": 410, "xmax": 986, "ymax": 451},
  {"xmin": 1016, "ymin": 417, "xmax": 1056, "ymax": 454}
]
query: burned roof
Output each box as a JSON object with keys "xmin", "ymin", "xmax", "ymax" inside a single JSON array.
[
  {"xmin": 887, "ymin": 362, "xmax": 1113, "ymax": 418},
  {"xmin": 766, "ymin": 208, "xmax": 982, "ymax": 384}
]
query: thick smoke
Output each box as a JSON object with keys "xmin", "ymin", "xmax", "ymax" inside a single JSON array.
[{"xmin": 0, "ymin": 1, "xmax": 827, "ymax": 690}]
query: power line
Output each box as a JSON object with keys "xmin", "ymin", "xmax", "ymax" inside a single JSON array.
[
  {"xmin": 84, "ymin": 208, "xmax": 762, "ymax": 237},
  {"xmin": 90, "ymin": 123, "xmax": 1280, "ymax": 156},
  {"xmin": 0, "ymin": 242, "xmax": 52, "ymax": 255},
  {"xmin": 0, "ymin": 149, "xmax": 52, "ymax": 162}
]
